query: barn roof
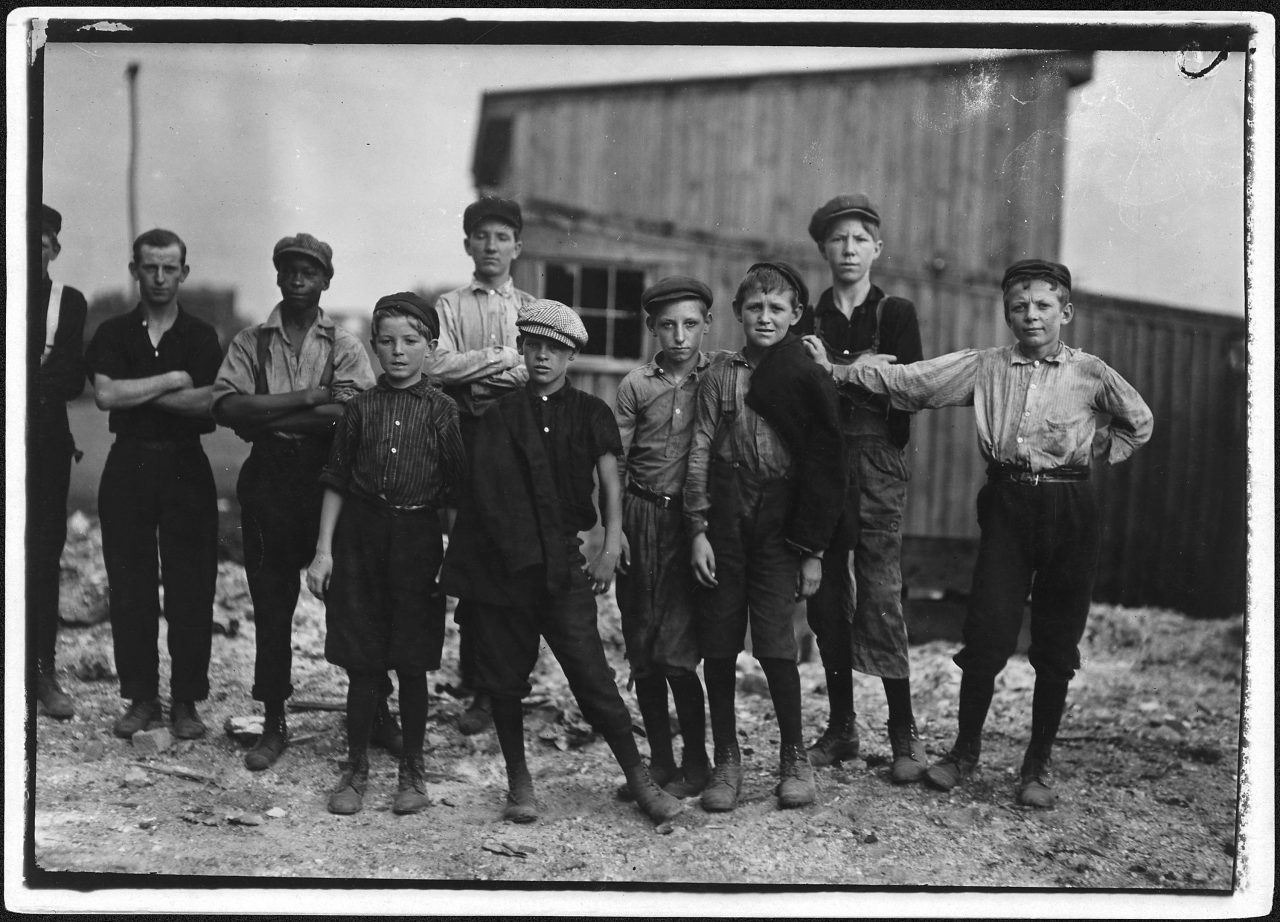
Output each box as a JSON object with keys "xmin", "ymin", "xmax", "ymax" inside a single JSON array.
[{"xmin": 478, "ymin": 49, "xmax": 1093, "ymax": 104}]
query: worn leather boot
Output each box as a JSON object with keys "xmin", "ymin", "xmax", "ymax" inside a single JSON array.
[
  {"xmin": 623, "ymin": 763, "xmax": 685, "ymax": 824},
  {"xmin": 36, "ymin": 673, "xmax": 75, "ymax": 720},
  {"xmin": 616, "ymin": 760, "xmax": 676, "ymax": 801},
  {"xmin": 171, "ymin": 701, "xmax": 208, "ymax": 740},
  {"xmin": 503, "ymin": 762, "xmax": 538, "ymax": 823},
  {"xmin": 392, "ymin": 752, "xmax": 430, "ymax": 815},
  {"xmin": 700, "ymin": 744, "xmax": 744, "ymax": 813},
  {"xmin": 113, "ymin": 698, "xmax": 163, "ymax": 738},
  {"xmin": 924, "ymin": 737, "xmax": 981, "ymax": 791},
  {"xmin": 1017, "ymin": 746, "xmax": 1057, "ymax": 809},
  {"xmin": 664, "ymin": 755, "xmax": 711, "ymax": 798},
  {"xmin": 245, "ymin": 711, "xmax": 288, "ymax": 771},
  {"xmin": 328, "ymin": 755, "xmax": 369, "ymax": 815},
  {"xmin": 887, "ymin": 720, "xmax": 928, "ymax": 784},
  {"xmin": 807, "ymin": 713, "xmax": 859, "ymax": 767},
  {"xmin": 777, "ymin": 743, "xmax": 817, "ymax": 809},
  {"xmin": 459, "ymin": 692, "xmax": 493, "ymax": 735}
]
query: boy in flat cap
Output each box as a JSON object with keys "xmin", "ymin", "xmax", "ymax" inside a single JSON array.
[
  {"xmin": 306, "ymin": 293, "xmax": 465, "ymax": 815},
  {"xmin": 441, "ymin": 299, "xmax": 684, "ymax": 827},
  {"xmin": 212, "ymin": 233, "xmax": 378, "ymax": 771},
  {"xmin": 29, "ymin": 205, "xmax": 88, "ymax": 718},
  {"xmin": 685, "ymin": 262, "xmax": 845, "ymax": 813},
  {"xmin": 842, "ymin": 259, "xmax": 1153, "ymax": 808},
  {"xmin": 425, "ymin": 195, "xmax": 536, "ymax": 735},
  {"xmin": 798, "ymin": 193, "xmax": 928, "ymax": 782},
  {"xmin": 85, "ymin": 229, "xmax": 222, "ymax": 740},
  {"xmin": 613, "ymin": 276, "xmax": 725, "ymax": 799}
]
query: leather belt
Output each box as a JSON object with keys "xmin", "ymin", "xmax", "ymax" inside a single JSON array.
[
  {"xmin": 627, "ymin": 481, "xmax": 682, "ymax": 511},
  {"xmin": 988, "ymin": 463, "xmax": 1089, "ymax": 485},
  {"xmin": 115, "ymin": 435, "xmax": 200, "ymax": 452}
]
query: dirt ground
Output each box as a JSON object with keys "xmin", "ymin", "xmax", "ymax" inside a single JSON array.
[{"xmin": 25, "ymin": 520, "xmax": 1246, "ymax": 896}]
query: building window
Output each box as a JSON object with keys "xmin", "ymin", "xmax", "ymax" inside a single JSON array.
[
  {"xmin": 473, "ymin": 117, "xmax": 512, "ymax": 189},
  {"xmin": 542, "ymin": 261, "xmax": 646, "ymax": 359}
]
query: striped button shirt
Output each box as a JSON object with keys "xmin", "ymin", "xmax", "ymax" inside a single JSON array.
[
  {"xmin": 320, "ymin": 376, "xmax": 466, "ymax": 509},
  {"xmin": 684, "ymin": 352, "xmax": 794, "ymax": 532},
  {"xmin": 847, "ymin": 343, "xmax": 1153, "ymax": 470},
  {"xmin": 614, "ymin": 351, "xmax": 729, "ymax": 497}
]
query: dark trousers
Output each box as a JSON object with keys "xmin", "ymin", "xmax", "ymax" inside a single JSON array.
[
  {"xmin": 955, "ymin": 480, "xmax": 1100, "ymax": 683},
  {"xmin": 806, "ymin": 433, "xmax": 911, "ymax": 678},
  {"xmin": 98, "ymin": 438, "xmax": 217, "ymax": 701},
  {"xmin": 469, "ymin": 549, "xmax": 633, "ymax": 739},
  {"xmin": 28, "ymin": 433, "xmax": 74, "ymax": 673},
  {"xmin": 453, "ymin": 412, "xmax": 481, "ymax": 689},
  {"xmin": 238, "ymin": 437, "xmax": 328, "ymax": 702}
]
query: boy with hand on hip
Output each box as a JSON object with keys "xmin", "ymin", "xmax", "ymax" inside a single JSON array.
[
  {"xmin": 799, "ymin": 193, "xmax": 927, "ymax": 782},
  {"xmin": 212, "ymin": 233, "xmax": 379, "ymax": 772},
  {"xmin": 685, "ymin": 261, "xmax": 846, "ymax": 813},
  {"xmin": 441, "ymin": 300, "xmax": 684, "ymax": 827},
  {"xmin": 306, "ymin": 293, "xmax": 465, "ymax": 816},
  {"xmin": 613, "ymin": 277, "xmax": 722, "ymax": 799},
  {"xmin": 837, "ymin": 259, "xmax": 1153, "ymax": 808},
  {"xmin": 425, "ymin": 196, "xmax": 536, "ymax": 735}
]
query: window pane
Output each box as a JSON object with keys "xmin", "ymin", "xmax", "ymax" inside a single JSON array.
[
  {"xmin": 544, "ymin": 263, "xmax": 576, "ymax": 304},
  {"xmin": 581, "ymin": 267, "xmax": 609, "ymax": 312},
  {"xmin": 581, "ymin": 314, "xmax": 608, "ymax": 356},
  {"xmin": 615, "ymin": 269, "xmax": 645, "ymax": 313},
  {"xmin": 613, "ymin": 268, "xmax": 646, "ymax": 359}
]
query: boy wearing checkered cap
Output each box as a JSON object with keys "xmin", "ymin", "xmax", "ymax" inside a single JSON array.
[
  {"xmin": 441, "ymin": 299, "xmax": 684, "ymax": 827},
  {"xmin": 305, "ymin": 293, "xmax": 465, "ymax": 816},
  {"xmin": 842, "ymin": 259, "xmax": 1153, "ymax": 808}
]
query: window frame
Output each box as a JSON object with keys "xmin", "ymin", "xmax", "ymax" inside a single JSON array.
[{"xmin": 538, "ymin": 258, "xmax": 650, "ymax": 365}]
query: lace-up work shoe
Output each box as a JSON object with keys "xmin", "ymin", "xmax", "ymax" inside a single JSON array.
[
  {"xmin": 113, "ymin": 699, "xmax": 163, "ymax": 738},
  {"xmin": 459, "ymin": 693, "xmax": 493, "ymax": 735},
  {"xmin": 924, "ymin": 743, "xmax": 980, "ymax": 791},
  {"xmin": 887, "ymin": 721, "xmax": 928, "ymax": 784},
  {"xmin": 664, "ymin": 757, "xmax": 711, "ymax": 798},
  {"xmin": 36, "ymin": 674, "xmax": 75, "ymax": 720},
  {"xmin": 701, "ymin": 749, "xmax": 744, "ymax": 813},
  {"xmin": 624, "ymin": 764, "xmax": 685, "ymax": 824},
  {"xmin": 393, "ymin": 753, "xmax": 430, "ymax": 814},
  {"xmin": 171, "ymin": 701, "xmax": 207, "ymax": 740},
  {"xmin": 617, "ymin": 760, "xmax": 676, "ymax": 801},
  {"xmin": 328, "ymin": 757, "xmax": 369, "ymax": 815},
  {"xmin": 1017, "ymin": 751, "xmax": 1057, "ymax": 808},
  {"xmin": 777, "ymin": 744, "xmax": 817, "ymax": 809},
  {"xmin": 503, "ymin": 764, "xmax": 538, "ymax": 823},
  {"xmin": 245, "ymin": 714, "xmax": 288, "ymax": 771},
  {"xmin": 807, "ymin": 715, "xmax": 859, "ymax": 767}
]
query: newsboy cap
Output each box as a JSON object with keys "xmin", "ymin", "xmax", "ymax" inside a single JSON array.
[
  {"xmin": 807, "ymin": 193, "xmax": 881, "ymax": 243},
  {"xmin": 640, "ymin": 276, "xmax": 714, "ymax": 314},
  {"xmin": 373, "ymin": 291, "xmax": 440, "ymax": 340},
  {"xmin": 517, "ymin": 299, "xmax": 588, "ymax": 350},
  {"xmin": 273, "ymin": 232, "xmax": 334, "ymax": 279},
  {"xmin": 743, "ymin": 260, "xmax": 810, "ymax": 313},
  {"xmin": 41, "ymin": 204, "xmax": 62, "ymax": 238},
  {"xmin": 1001, "ymin": 259, "xmax": 1072, "ymax": 293},
  {"xmin": 463, "ymin": 196, "xmax": 523, "ymax": 236}
]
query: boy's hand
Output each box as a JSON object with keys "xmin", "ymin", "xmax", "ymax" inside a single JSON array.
[
  {"xmin": 306, "ymin": 386, "xmax": 332, "ymax": 406},
  {"xmin": 852, "ymin": 352, "xmax": 898, "ymax": 368},
  {"xmin": 795, "ymin": 555, "xmax": 822, "ymax": 600},
  {"xmin": 618, "ymin": 532, "xmax": 631, "ymax": 575},
  {"xmin": 305, "ymin": 552, "xmax": 333, "ymax": 601},
  {"xmin": 691, "ymin": 533, "xmax": 718, "ymax": 588},
  {"xmin": 168, "ymin": 370, "xmax": 196, "ymax": 390},
  {"xmin": 801, "ymin": 335, "xmax": 832, "ymax": 373},
  {"xmin": 584, "ymin": 549, "xmax": 619, "ymax": 595}
]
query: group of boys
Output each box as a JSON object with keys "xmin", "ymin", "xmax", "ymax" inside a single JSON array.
[{"xmin": 33, "ymin": 188, "xmax": 1151, "ymax": 824}]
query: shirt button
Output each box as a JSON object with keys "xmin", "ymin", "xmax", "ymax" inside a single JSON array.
[
  {"xmin": 1030, "ymin": 384, "xmax": 1037, "ymax": 389},
  {"xmin": 843, "ymin": 349, "xmax": 850, "ymax": 355},
  {"xmin": 394, "ymin": 420, "xmax": 401, "ymax": 426},
  {"xmin": 1017, "ymin": 437, "xmax": 1024, "ymax": 444},
  {"xmin": 674, "ymin": 409, "xmax": 681, "ymax": 415},
  {"xmin": 1024, "ymin": 411, "xmax": 1030, "ymax": 417},
  {"xmin": 391, "ymin": 447, "xmax": 398, "ymax": 454},
  {"xmin": 544, "ymin": 427, "xmax": 550, "ymax": 433},
  {"xmin": 1033, "ymin": 361, "xmax": 1039, "ymax": 367},
  {"xmin": 541, "ymin": 396, "xmax": 548, "ymax": 402}
]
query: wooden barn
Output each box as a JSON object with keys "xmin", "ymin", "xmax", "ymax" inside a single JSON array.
[{"xmin": 469, "ymin": 51, "xmax": 1247, "ymax": 617}]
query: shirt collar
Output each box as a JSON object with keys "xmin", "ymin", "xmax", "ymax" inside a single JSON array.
[
  {"xmin": 530, "ymin": 380, "xmax": 573, "ymax": 403},
  {"xmin": 1009, "ymin": 342, "xmax": 1074, "ymax": 365},
  {"xmin": 815, "ymin": 283, "xmax": 883, "ymax": 317},
  {"xmin": 263, "ymin": 303, "xmax": 335, "ymax": 335},
  {"xmin": 469, "ymin": 276, "xmax": 516, "ymax": 297},
  {"xmin": 644, "ymin": 350, "xmax": 713, "ymax": 379},
  {"xmin": 130, "ymin": 303, "xmax": 192, "ymax": 336},
  {"xmin": 376, "ymin": 374, "xmax": 432, "ymax": 397}
]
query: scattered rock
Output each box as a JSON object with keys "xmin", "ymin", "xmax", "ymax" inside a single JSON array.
[
  {"xmin": 224, "ymin": 715, "xmax": 264, "ymax": 746},
  {"xmin": 73, "ymin": 653, "xmax": 115, "ymax": 682},
  {"xmin": 80, "ymin": 740, "xmax": 106, "ymax": 762},
  {"xmin": 211, "ymin": 611, "xmax": 240, "ymax": 637},
  {"xmin": 138, "ymin": 817, "xmax": 159, "ymax": 830},
  {"xmin": 131, "ymin": 727, "xmax": 172, "ymax": 756},
  {"xmin": 1180, "ymin": 743, "xmax": 1224, "ymax": 764},
  {"xmin": 1150, "ymin": 725, "xmax": 1184, "ymax": 745},
  {"xmin": 863, "ymin": 832, "xmax": 878, "ymax": 844},
  {"xmin": 122, "ymin": 766, "xmax": 149, "ymax": 786},
  {"xmin": 229, "ymin": 812, "xmax": 264, "ymax": 827},
  {"xmin": 266, "ymin": 807, "xmax": 287, "ymax": 819}
]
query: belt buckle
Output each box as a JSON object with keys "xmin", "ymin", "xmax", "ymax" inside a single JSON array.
[{"xmin": 1027, "ymin": 472, "xmax": 1041, "ymax": 486}]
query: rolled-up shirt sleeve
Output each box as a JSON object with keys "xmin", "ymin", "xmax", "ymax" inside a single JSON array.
[
  {"xmin": 844, "ymin": 349, "xmax": 981, "ymax": 411},
  {"xmin": 329, "ymin": 329, "xmax": 376, "ymax": 402},
  {"xmin": 319, "ymin": 398, "xmax": 362, "ymax": 493},
  {"xmin": 424, "ymin": 292, "xmax": 516, "ymax": 386},
  {"xmin": 1094, "ymin": 364, "xmax": 1154, "ymax": 464},
  {"xmin": 210, "ymin": 329, "xmax": 260, "ymax": 412}
]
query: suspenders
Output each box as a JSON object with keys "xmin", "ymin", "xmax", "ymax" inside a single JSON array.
[
  {"xmin": 813, "ymin": 296, "xmax": 884, "ymax": 361},
  {"xmin": 40, "ymin": 282, "xmax": 64, "ymax": 366},
  {"xmin": 252, "ymin": 325, "xmax": 336, "ymax": 395}
]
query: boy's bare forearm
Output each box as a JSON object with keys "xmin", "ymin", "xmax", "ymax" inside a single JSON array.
[
  {"xmin": 215, "ymin": 389, "xmax": 326, "ymax": 427},
  {"xmin": 151, "ymin": 385, "xmax": 215, "ymax": 418},
  {"xmin": 260, "ymin": 404, "xmax": 345, "ymax": 434}
]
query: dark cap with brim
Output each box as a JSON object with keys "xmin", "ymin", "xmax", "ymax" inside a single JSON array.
[
  {"xmin": 808, "ymin": 193, "xmax": 881, "ymax": 242},
  {"xmin": 641, "ymin": 276, "xmax": 714, "ymax": 313},
  {"xmin": 273, "ymin": 232, "xmax": 335, "ymax": 279},
  {"xmin": 743, "ymin": 260, "xmax": 810, "ymax": 312},
  {"xmin": 1001, "ymin": 259, "xmax": 1071, "ymax": 293},
  {"xmin": 373, "ymin": 291, "xmax": 440, "ymax": 340},
  {"xmin": 463, "ymin": 196, "xmax": 523, "ymax": 236}
]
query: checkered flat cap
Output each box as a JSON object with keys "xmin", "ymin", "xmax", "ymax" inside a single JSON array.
[{"xmin": 517, "ymin": 299, "xmax": 588, "ymax": 349}]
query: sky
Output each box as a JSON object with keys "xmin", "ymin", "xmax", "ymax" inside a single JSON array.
[{"xmin": 29, "ymin": 39, "xmax": 1249, "ymax": 321}]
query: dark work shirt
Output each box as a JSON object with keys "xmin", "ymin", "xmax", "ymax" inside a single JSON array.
[
  {"xmin": 320, "ymin": 376, "xmax": 466, "ymax": 509},
  {"xmin": 802, "ymin": 284, "xmax": 923, "ymax": 447},
  {"xmin": 84, "ymin": 304, "xmax": 223, "ymax": 439},
  {"xmin": 30, "ymin": 277, "xmax": 88, "ymax": 443},
  {"xmin": 528, "ymin": 383, "xmax": 623, "ymax": 534}
]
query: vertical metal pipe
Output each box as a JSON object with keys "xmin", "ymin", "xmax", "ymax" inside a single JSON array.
[{"xmin": 125, "ymin": 62, "xmax": 140, "ymax": 250}]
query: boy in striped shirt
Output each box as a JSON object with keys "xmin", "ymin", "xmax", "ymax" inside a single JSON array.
[{"xmin": 830, "ymin": 259, "xmax": 1153, "ymax": 808}]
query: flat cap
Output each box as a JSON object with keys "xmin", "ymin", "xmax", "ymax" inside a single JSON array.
[
  {"xmin": 42, "ymin": 204, "xmax": 62, "ymax": 237},
  {"xmin": 1001, "ymin": 259, "xmax": 1071, "ymax": 292},
  {"xmin": 640, "ymin": 276, "xmax": 714, "ymax": 313},
  {"xmin": 273, "ymin": 232, "xmax": 334, "ymax": 279},
  {"xmin": 463, "ymin": 195, "xmax": 523, "ymax": 236},
  {"xmin": 517, "ymin": 299, "xmax": 588, "ymax": 350},
  {"xmin": 744, "ymin": 260, "xmax": 810, "ymax": 312},
  {"xmin": 373, "ymin": 291, "xmax": 440, "ymax": 340},
  {"xmin": 808, "ymin": 193, "xmax": 881, "ymax": 243}
]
